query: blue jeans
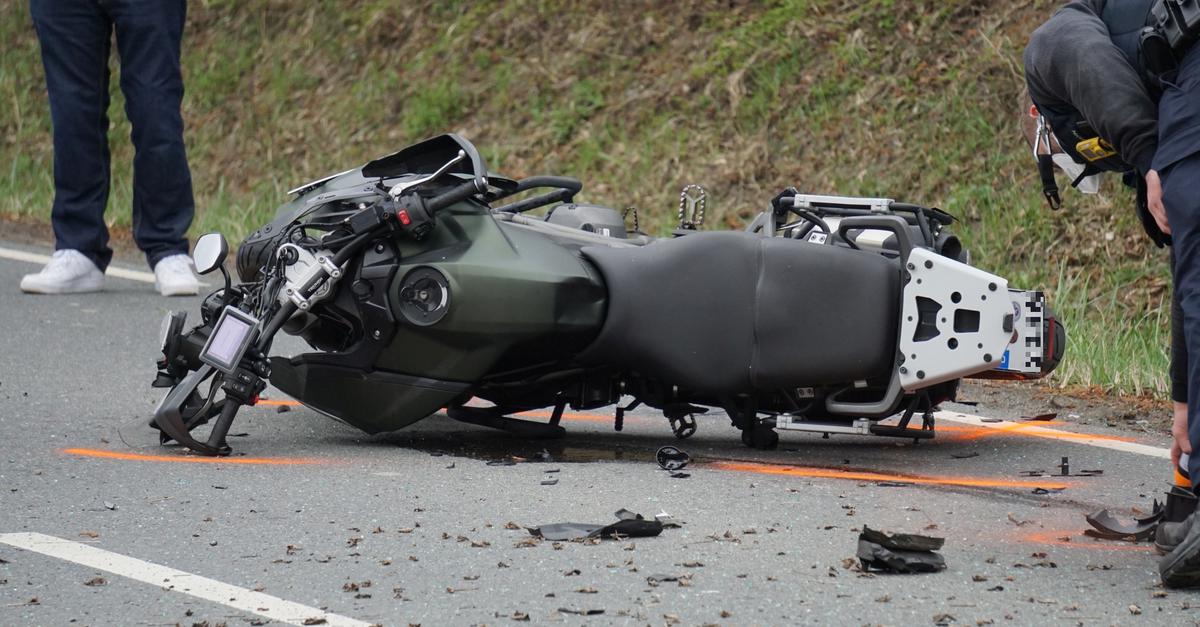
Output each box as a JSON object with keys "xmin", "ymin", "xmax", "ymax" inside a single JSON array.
[
  {"xmin": 1156, "ymin": 45, "xmax": 1200, "ymax": 489},
  {"xmin": 30, "ymin": 0, "xmax": 194, "ymax": 271}
]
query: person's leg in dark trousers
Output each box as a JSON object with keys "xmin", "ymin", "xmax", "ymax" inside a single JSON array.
[
  {"xmin": 1156, "ymin": 43, "xmax": 1200, "ymax": 586},
  {"xmin": 29, "ymin": 0, "xmax": 115, "ymax": 272},
  {"xmin": 107, "ymin": 0, "xmax": 194, "ymax": 268}
]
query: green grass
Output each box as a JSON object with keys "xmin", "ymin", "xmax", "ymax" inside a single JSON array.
[{"xmin": 0, "ymin": 0, "xmax": 1173, "ymax": 396}]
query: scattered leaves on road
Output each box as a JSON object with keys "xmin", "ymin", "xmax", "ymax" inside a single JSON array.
[{"xmin": 1006, "ymin": 513, "xmax": 1032, "ymax": 527}]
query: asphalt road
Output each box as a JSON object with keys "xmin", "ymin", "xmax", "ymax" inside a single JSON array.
[{"xmin": 0, "ymin": 242, "xmax": 1195, "ymax": 626}]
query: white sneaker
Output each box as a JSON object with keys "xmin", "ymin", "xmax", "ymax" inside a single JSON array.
[
  {"xmin": 20, "ymin": 249, "xmax": 105, "ymax": 294},
  {"xmin": 154, "ymin": 254, "xmax": 200, "ymax": 296}
]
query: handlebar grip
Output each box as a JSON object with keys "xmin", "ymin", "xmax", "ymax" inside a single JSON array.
[
  {"xmin": 426, "ymin": 181, "xmax": 480, "ymax": 213},
  {"xmin": 514, "ymin": 175, "xmax": 582, "ymax": 196},
  {"xmin": 498, "ymin": 189, "xmax": 576, "ymax": 214}
]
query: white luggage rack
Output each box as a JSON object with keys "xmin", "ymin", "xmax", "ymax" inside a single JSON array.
[{"xmin": 774, "ymin": 415, "xmax": 874, "ymax": 436}]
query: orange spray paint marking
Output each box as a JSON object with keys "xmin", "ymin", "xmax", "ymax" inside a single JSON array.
[
  {"xmin": 256, "ymin": 399, "xmax": 301, "ymax": 407},
  {"xmin": 62, "ymin": 448, "xmax": 324, "ymax": 466},
  {"xmin": 517, "ymin": 410, "xmax": 620, "ymax": 423},
  {"xmin": 936, "ymin": 422, "xmax": 1135, "ymax": 444},
  {"xmin": 711, "ymin": 460, "xmax": 1071, "ymax": 490},
  {"xmin": 1015, "ymin": 530, "xmax": 1155, "ymax": 553}
]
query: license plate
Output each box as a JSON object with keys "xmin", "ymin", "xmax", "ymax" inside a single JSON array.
[{"xmin": 994, "ymin": 290, "xmax": 1046, "ymax": 375}]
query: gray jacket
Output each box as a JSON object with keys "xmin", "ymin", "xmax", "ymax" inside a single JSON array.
[{"xmin": 1024, "ymin": 0, "xmax": 1159, "ymax": 175}]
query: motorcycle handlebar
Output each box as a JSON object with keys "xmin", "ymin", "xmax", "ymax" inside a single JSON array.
[
  {"xmin": 426, "ymin": 180, "xmax": 482, "ymax": 213},
  {"xmin": 513, "ymin": 175, "xmax": 582, "ymax": 196}
]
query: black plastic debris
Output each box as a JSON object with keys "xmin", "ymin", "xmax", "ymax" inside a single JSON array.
[
  {"xmin": 1021, "ymin": 413, "xmax": 1057, "ymax": 422},
  {"xmin": 541, "ymin": 479, "xmax": 559, "ymax": 486},
  {"xmin": 558, "ymin": 608, "xmax": 604, "ymax": 616},
  {"xmin": 487, "ymin": 458, "xmax": 518, "ymax": 466},
  {"xmin": 669, "ymin": 472, "xmax": 691, "ymax": 479},
  {"xmin": 1085, "ymin": 505, "xmax": 1163, "ymax": 541},
  {"xmin": 950, "ymin": 452, "xmax": 979, "ymax": 459},
  {"xmin": 860, "ymin": 526, "xmax": 945, "ymax": 552},
  {"xmin": 529, "ymin": 509, "xmax": 664, "ymax": 541},
  {"xmin": 856, "ymin": 526, "xmax": 946, "ymax": 574},
  {"xmin": 656, "ymin": 446, "xmax": 690, "ymax": 471},
  {"xmin": 645, "ymin": 573, "xmax": 684, "ymax": 586}
]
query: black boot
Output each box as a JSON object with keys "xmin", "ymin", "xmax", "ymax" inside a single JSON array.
[
  {"xmin": 1156, "ymin": 513, "xmax": 1194, "ymax": 555},
  {"xmin": 1161, "ymin": 513, "xmax": 1200, "ymax": 587}
]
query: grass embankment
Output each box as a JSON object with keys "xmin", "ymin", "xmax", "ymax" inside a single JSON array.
[{"xmin": 0, "ymin": 0, "xmax": 1172, "ymax": 396}]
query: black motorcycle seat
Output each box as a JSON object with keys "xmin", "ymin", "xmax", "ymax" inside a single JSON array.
[{"xmin": 578, "ymin": 231, "xmax": 900, "ymax": 394}]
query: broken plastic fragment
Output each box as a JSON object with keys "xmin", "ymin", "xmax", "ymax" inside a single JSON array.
[
  {"xmin": 857, "ymin": 539, "xmax": 946, "ymax": 573},
  {"xmin": 656, "ymin": 446, "xmax": 690, "ymax": 471},
  {"xmin": 530, "ymin": 523, "xmax": 602, "ymax": 541},
  {"xmin": 529, "ymin": 510, "xmax": 665, "ymax": 541},
  {"xmin": 1084, "ymin": 508, "xmax": 1161, "ymax": 541},
  {"xmin": 856, "ymin": 526, "xmax": 946, "ymax": 574},
  {"xmin": 860, "ymin": 526, "xmax": 945, "ymax": 552},
  {"xmin": 655, "ymin": 511, "xmax": 682, "ymax": 528},
  {"xmin": 558, "ymin": 607, "xmax": 604, "ymax": 616}
]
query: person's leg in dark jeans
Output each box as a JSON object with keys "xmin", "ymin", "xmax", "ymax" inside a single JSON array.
[
  {"xmin": 108, "ymin": 0, "xmax": 194, "ymax": 269},
  {"xmin": 29, "ymin": 0, "xmax": 114, "ymax": 272}
]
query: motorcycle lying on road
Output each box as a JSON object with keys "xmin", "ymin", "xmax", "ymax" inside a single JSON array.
[{"xmin": 152, "ymin": 134, "xmax": 1064, "ymax": 456}]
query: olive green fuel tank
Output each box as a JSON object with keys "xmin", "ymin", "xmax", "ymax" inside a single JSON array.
[
  {"xmin": 269, "ymin": 200, "xmax": 608, "ymax": 434},
  {"xmin": 378, "ymin": 202, "xmax": 608, "ymax": 378}
]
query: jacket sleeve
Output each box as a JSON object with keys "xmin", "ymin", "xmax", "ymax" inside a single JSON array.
[{"xmin": 1023, "ymin": 1, "xmax": 1159, "ymax": 175}]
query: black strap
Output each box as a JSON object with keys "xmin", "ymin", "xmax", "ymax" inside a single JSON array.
[{"xmin": 1038, "ymin": 154, "xmax": 1062, "ymax": 210}]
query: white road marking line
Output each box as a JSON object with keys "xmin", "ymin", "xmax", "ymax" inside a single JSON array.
[
  {"xmin": 0, "ymin": 532, "xmax": 371, "ymax": 627},
  {"xmin": 936, "ymin": 410, "xmax": 1170, "ymax": 459},
  {"xmin": 0, "ymin": 245, "xmax": 206, "ymax": 286}
]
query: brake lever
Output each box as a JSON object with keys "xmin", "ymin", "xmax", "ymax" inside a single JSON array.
[{"xmin": 387, "ymin": 150, "xmax": 467, "ymax": 200}]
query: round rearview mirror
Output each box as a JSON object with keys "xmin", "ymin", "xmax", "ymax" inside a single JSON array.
[{"xmin": 192, "ymin": 233, "xmax": 229, "ymax": 275}]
